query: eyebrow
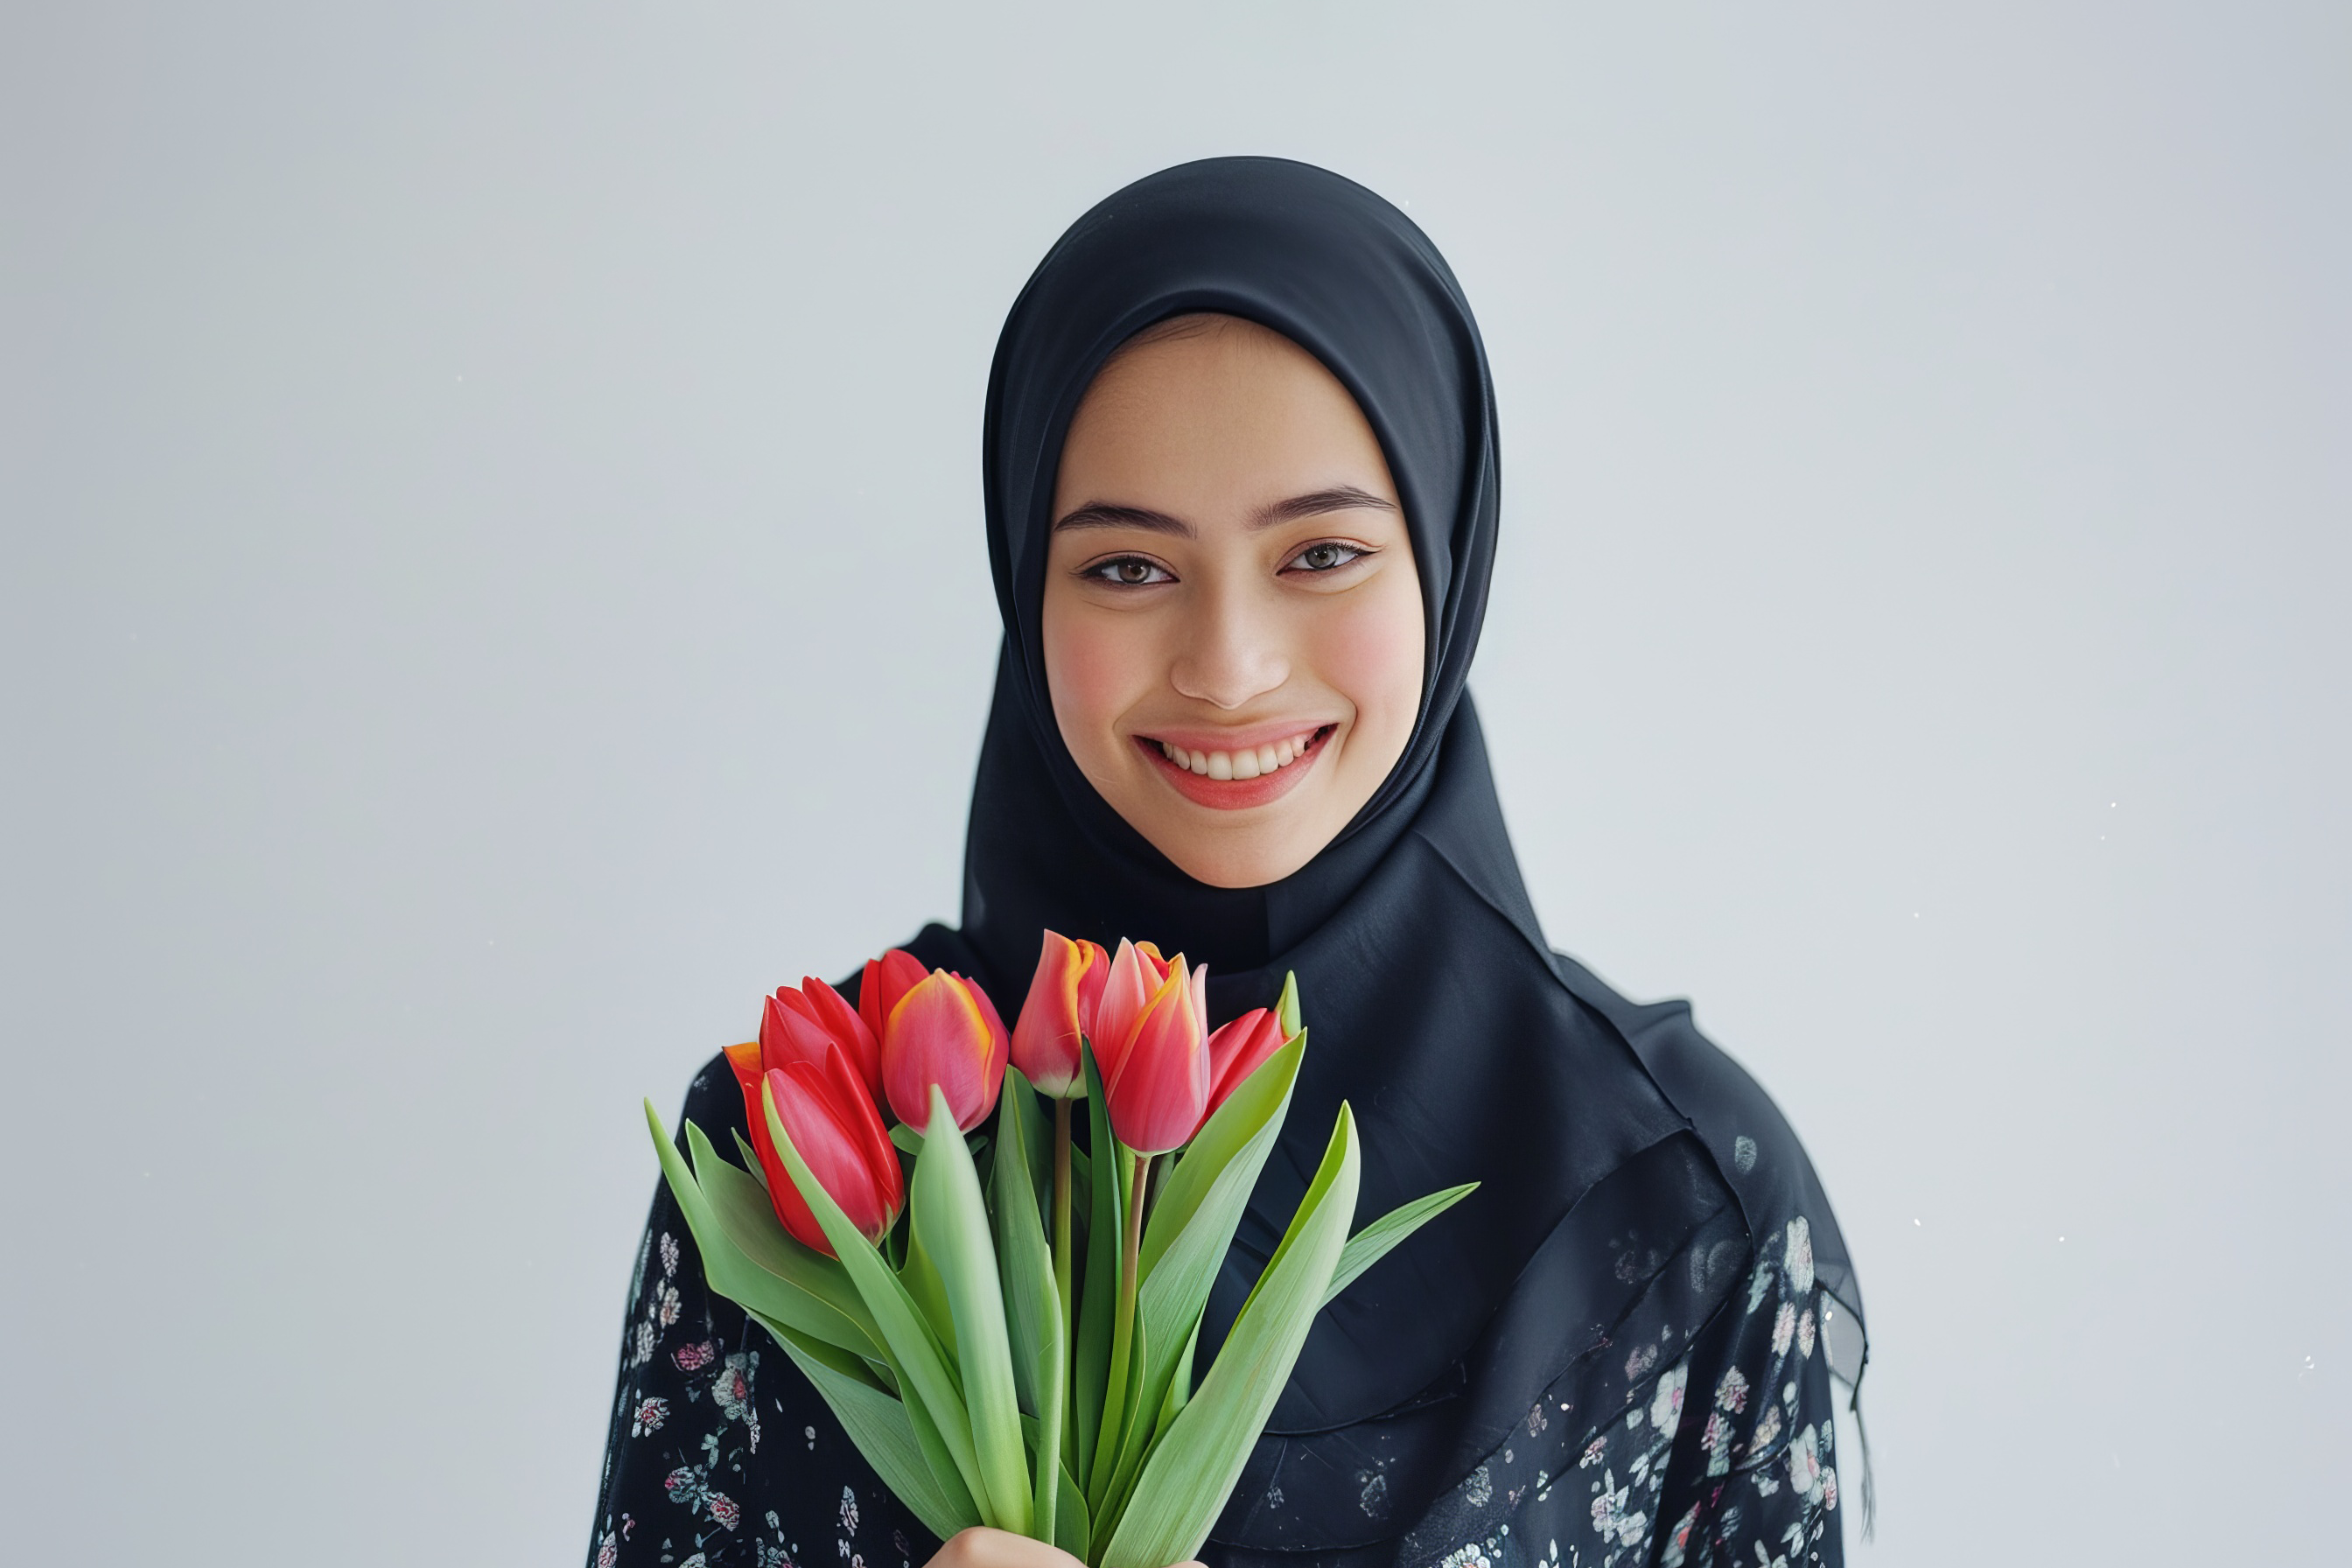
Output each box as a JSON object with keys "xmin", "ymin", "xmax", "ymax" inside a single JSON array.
[
  {"xmin": 1050, "ymin": 486, "xmax": 1398, "ymax": 536},
  {"xmin": 1252, "ymin": 486, "xmax": 1398, "ymax": 528},
  {"xmin": 1051, "ymin": 502, "xmax": 1193, "ymax": 536}
]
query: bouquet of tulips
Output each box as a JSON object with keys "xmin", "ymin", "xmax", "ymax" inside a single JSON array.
[{"xmin": 644, "ymin": 934, "xmax": 1474, "ymax": 1568}]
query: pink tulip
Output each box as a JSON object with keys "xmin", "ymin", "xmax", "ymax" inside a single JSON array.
[
  {"xmin": 881, "ymin": 968, "xmax": 1011, "ymax": 1132},
  {"xmin": 1203, "ymin": 1005, "xmax": 1292, "ymax": 1121},
  {"xmin": 1010, "ymin": 929, "xmax": 1110, "ymax": 1098},
  {"xmin": 1096, "ymin": 945, "xmax": 1213, "ymax": 1155},
  {"xmin": 1092, "ymin": 939, "xmax": 1172, "ymax": 1068}
]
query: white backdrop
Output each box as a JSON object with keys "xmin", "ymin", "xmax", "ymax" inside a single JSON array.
[{"xmin": 4, "ymin": 4, "xmax": 2344, "ymax": 1564}]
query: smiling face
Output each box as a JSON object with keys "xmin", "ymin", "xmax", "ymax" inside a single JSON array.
[{"xmin": 1042, "ymin": 315, "xmax": 1426, "ymax": 888}]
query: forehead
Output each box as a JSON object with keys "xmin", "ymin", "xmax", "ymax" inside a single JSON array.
[
  {"xmin": 1082, "ymin": 313, "xmax": 1334, "ymax": 410},
  {"xmin": 1055, "ymin": 316, "xmax": 1396, "ymax": 509}
]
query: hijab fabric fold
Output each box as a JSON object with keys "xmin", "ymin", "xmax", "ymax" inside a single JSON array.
[{"xmin": 897, "ymin": 158, "xmax": 1864, "ymax": 1564}]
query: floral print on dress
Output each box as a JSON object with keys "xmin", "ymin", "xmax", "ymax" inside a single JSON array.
[{"xmin": 1391, "ymin": 1217, "xmax": 1844, "ymax": 1568}]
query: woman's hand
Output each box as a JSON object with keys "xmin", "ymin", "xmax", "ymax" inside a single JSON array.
[{"xmin": 922, "ymin": 1527, "xmax": 1203, "ymax": 1568}]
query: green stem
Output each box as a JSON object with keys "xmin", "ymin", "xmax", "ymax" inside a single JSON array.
[
  {"xmin": 1092, "ymin": 1150, "xmax": 1150, "ymax": 1508},
  {"xmin": 1052, "ymin": 1096, "xmax": 1074, "ymax": 1471},
  {"xmin": 1120, "ymin": 1152, "xmax": 1150, "ymax": 1351}
]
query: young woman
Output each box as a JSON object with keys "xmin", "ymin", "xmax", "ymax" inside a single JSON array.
[{"xmin": 589, "ymin": 158, "xmax": 1866, "ymax": 1568}]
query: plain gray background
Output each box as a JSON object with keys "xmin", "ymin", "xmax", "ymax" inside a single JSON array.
[{"xmin": 4, "ymin": 4, "xmax": 2344, "ymax": 1564}]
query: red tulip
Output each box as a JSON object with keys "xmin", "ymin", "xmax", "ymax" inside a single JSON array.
[
  {"xmin": 723, "ymin": 1040, "xmax": 902, "ymax": 1256},
  {"xmin": 761, "ymin": 976, "xmax": 883, "ymax": 1109},
  {"xmin": 881, "ymin": 968, "xmax": 1010, "ymax": 1132},
  {"xmin": 1204, "ymin": 1005, "xmax": 1292, "ymax": 1121},
  {"xmin": 1096, "ymin": 942, "xmax": 1213, "ymax": 1155},
  {"xmin": 1010, "ymin": 929, "xmax": 1110, "ymax": 1098}
]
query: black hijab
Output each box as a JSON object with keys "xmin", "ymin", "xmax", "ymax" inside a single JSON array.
[{"xmin": 900, "ymin": 158, "xmax": 1865, "ymax": 1565}]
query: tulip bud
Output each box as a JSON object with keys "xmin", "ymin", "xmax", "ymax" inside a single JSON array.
[
  {"xmin": 1099, "ymin": 952, "xmax": 1213, "ymax": 1155},
  {"xmin": 761, "ymin": 976, "xmax": 883, "ymax": 1109},
  {"xmin": 881, "ymin": 968, "xmax": 1011, "ymax": 1132},
  {"xmin": 727, "ymin": 1043, "xmax": 902, "ymax": 1256},
  {"xmin": 1010, "ymin": 929, "xmax": 1110, "ymax": 1098},
  {"xmin": 1203, "ymin": 1006, "xmax": 1292, "ymax": 1121}
]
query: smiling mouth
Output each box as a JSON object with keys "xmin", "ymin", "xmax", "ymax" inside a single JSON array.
[
  {"xmin": 1131, "ymin": 724, "xmax": 1336, "ymax": 811},
  {"xmin": 1145, "ymin": 724, "xmax": 1333, "ymax": 780}
]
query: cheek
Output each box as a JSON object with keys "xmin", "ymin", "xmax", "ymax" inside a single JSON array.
[
  {"xmin": 1042, "ymin": 596, "xmax": 1158, "ymax": 764},
  {"xmin": 1312, "ymin": 581, "xmax": 1425, "ymax": 754}
]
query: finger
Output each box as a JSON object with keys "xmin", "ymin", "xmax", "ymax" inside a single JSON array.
[{"xmin": 932, "ymin": 1527, "xmax": 1087, "ymax": 1568}]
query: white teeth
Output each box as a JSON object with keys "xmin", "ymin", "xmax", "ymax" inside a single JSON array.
[{"xmin": 1157, "ymin": 728, "xmax": 1321, "ymax": 781}]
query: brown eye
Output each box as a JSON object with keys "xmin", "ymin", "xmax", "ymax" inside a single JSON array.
[{"xmin": 1083, "ymin": 555, "xmax": 1176, "ymax": 586}]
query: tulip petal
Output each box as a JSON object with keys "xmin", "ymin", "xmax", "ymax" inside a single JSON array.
[
  {"xmin": 725, "ymin": 1040, "xmax": 787, "ymax": 1192},
  {"xmin": 962, "ymin": 974, "xmax": 1011, "ymax": 1080},
  {"xmin": 1076, "ymin": 940, "xmax": 1110, "ymax": 1036},
  {"xmin": 802, "ymin": 976, "xmax": 884, "ymax": 1103},
  {"xmin": 1096, "ymin": 939, "xmax": 1157, "ymax": 1077},
  {"xmin": 764, "ymin": 1050, "xmax": 904, "ymax": 1252},
  {"xmin": 860, "ymin": 948, "xmax": 931, "ymax": 1052},
  {"xmin": 1102, "ymin": 957, "xmax": 1211, "ymax": 1155},
  {"xmin": 1012, "ymin": 932, "xmax": 1088, "ymax": 1099},
  {"xmin": 885, "ymin": 970, "xmax": 1006, "ymax": 1131},
  {"xmin": 1205, "ymin": 1009, "xmax": 1290, "ymax": 1119},
  {"xmin": 763, "ymin": 990, "xmax": 839, "ymax": 1073}
]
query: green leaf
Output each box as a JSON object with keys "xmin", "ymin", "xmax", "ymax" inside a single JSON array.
[
  {"xmin": 991, "ymin": 1070, "xmax": 1066, "ymax": 1544},
  {"xmin": 911, "ymin": 1088, "xmax": 1033, "ymax": 1537},
  {"xmin": 640, "ymin": 1102, "xmax": 876, "ymax": 1359},
  {"xmin": 1088, "ymin": 1298, "xmax": 1149, "ymax": 1523},
  {"xmin": 1140, "ymin": 1032, "xmax": 1305, "ymax": 1280},
  {"xmin": 891, "ymin": 1123, "xmax": 927, "ymax": 1158},
  {"xmin": 1052, "ymin": 1455, "xmax": 1090, "ymax": 1560},
  {"xmin": 688, "ymin": 1125, "xmax": 880, "ymax": 1352},
  {"xmin": 900, "ymin": 1226, "xmax": 960, "ymax": 1375},
  {"xmin": 1096, "ymin": 1104, "xmax": 1362, "ymax": 1568},
  {"xmin": 755, "ymin": 1311, "xmax": 980, "ymax": 1543},
  {"xmin": 1320, "ymin": 1182, "xmax": 1480, "ymax": 1308},
  {"xmin": 1012, "ymin": 1074, "xmax": 1053, "ymax": 1233},
  {"xmin": 1275, "ymin": 970, "xmax": 1302, "ymax": 1037},
  {"xmin": 990, "ymin": 1073, "xmax": 1056, "ymax": 1416},
  {"xmin": 1093, "ymin": 1031, "xmax": 1307, "ymax": 1530},
  {"xmin": 1154, "ymin": 1324, "xmax": 1199, "ymax": 1439},
  {"xmin": 900, "ymin": 1354, "xmax": 987, "ymax": 1529},
  {"xmin": 760, "ymin": 1087, "xmax": 994, "ymax": 1526},
  {"xmin": 731, "ymin": 1128, "xmax": 769, "ymax": 1187},
  {"xmin": 1070, "ymin": 1044, "xmax": 1124, "ymax": 1492}
]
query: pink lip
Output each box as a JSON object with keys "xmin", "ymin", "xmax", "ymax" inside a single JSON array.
[
  {"xmin": 1144, "ymin": 719, "xmax": 1335, "ymax": 754},
  {"xmin": 1134, "ymin": 724, "xmax": 1335, "ymax": 812}
]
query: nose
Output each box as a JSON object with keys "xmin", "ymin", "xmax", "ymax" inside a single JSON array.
[{"xmin": 1168, "ymin": 578, "xmax": 1289, "ymax": 710}]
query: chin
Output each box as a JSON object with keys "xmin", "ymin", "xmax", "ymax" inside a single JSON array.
[{"xmin": 1149, "ymin": 822, "xmax": 1326, "ymax": 890}]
